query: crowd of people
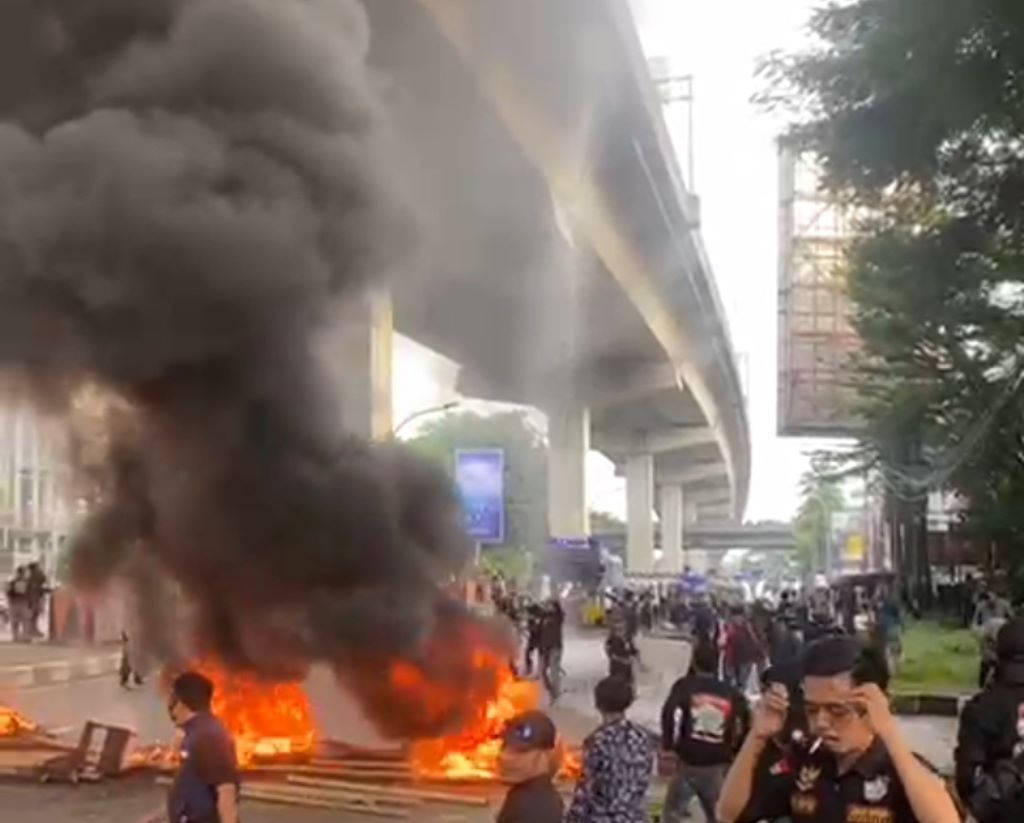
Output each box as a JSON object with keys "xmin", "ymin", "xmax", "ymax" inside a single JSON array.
[
  {"xmin": 487, "ymin": 579, "xmax": 967, "ymax": 823},
  {"xmin": 494, "ymin": 590, "xmax": 567, "ymax": 702},
  {"xmin": 3, "ymin": 561, "xmax": 50, "ymax": 642},
  {"xmin": 155, "ymin": 574, "xmax": 1024, "ymax": 823}
]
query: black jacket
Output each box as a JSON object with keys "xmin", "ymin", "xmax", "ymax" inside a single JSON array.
[
  {"xmin": 538, "ymin": 605, "xmax": 564, "ymax": 652},
  {"xmin": 956, "ymin": 670, "xmax": 1024, "ymax": 823},
  {"xmin": 661, "ymin": 672, "xmax": 749, "ymax": 766},
  {"xmin": 496, "ymin": 777, "xmax": 563, "ymax": 823}
]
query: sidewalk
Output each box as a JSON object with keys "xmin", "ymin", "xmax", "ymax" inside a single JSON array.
[{"xmin": 0, "ymin": 642, "xmax": 120, "ymax": 689}]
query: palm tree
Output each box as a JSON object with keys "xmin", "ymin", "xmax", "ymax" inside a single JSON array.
[{"xmin": 795, "ymin": 459, "xmax": 845, "ymax": 578}]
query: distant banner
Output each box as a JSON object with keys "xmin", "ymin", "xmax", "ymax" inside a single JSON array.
[{"xmin": 454, "ymin": 449, "xmax": 505, "ymax": 544}]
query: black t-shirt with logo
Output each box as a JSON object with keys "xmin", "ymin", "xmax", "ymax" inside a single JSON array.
[
  {"xmin": 661, "ymin": 673, "xmax": 749, "ymax": 766},
  {"xmin": 955, "ymin": 680, "xmax": 1024, "ymax": 823},
  {"xmin": 741, "ymin": 737, "xmax": 931, "ymax": 823}
]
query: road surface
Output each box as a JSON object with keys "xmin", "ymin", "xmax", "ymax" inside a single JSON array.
[{"xmin": 0, "ymin": 632, "xmax": 958, "ymax": 821}]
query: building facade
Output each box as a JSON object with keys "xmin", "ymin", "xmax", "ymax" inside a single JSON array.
[{"xmin": 0, "ymin": 405, "xmax": 72, "ymax": 583}]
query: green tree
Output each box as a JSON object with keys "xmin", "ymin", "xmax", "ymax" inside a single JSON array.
[
  {"xmin": 590, "ymin": 510, "xmax": 625, "ymax": 534},
  {"xmin": 765, "ymin": 0, "xmax": 1024, "ymax": 580},
  {"xmin": 403, "ymin": 411, "xmax": 548, "ymax": 570},
  {"xmin": 794, "ymin": 460, "xmax": 845, "ymax": 577}
]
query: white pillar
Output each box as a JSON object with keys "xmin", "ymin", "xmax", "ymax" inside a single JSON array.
[
  {"xmin": 626, "ymin": 453, "xmax": 655, "ymax": 573},
  {"xmin": 337, "ymin": 291, "xmax": 394, "ymax": 441},
  {"xmin": 684, "ymin": 496, "xmax": 704, "ymax": 572},
  {"xmin": 660, "ymin": 484, "xmax": 683, "ymax": 573},
  {"xmin": 547, "ymin": 397, "xmax": 590, "ymax": 538}
]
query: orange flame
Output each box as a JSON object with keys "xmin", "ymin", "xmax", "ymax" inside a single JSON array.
[
  {"xmin": 0, "ymin": 706, "xmax": 36, "ymax": 737},
  {"xmin": 396, "ymin": 648, "xmax": 580, "ymax": 781},
  {"xmin": 194, "ymin": 661, "xmax": 315, "ymax": 766}
]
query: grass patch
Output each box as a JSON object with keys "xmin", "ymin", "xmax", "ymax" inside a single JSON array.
[{"xmin": 891, "ymin": 620, "xmax": 978, "ymax": 695}]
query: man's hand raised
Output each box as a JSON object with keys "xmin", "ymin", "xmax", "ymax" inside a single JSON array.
[{"xmin": 752, "ymin": 683, "xmax": 789, "ymax": 742}]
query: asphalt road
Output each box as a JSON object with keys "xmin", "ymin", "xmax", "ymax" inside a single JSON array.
[{"xmin": 0, "ymin": 632, "xmax": 959, "ymax": 821}]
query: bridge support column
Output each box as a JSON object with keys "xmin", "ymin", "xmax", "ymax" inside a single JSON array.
[
  {"xmin": 547, "ymin": 396, "xmax": 590, "ymax": 538},
  {"xmin": 659, "ymin": 484, "xmax": 684, "ymax": 573},
  {"xmin": 626, "ymin": 453, "xmax": 654, "ymax": 573},
  {"xmin": 337, "ymin": 291, "xmax": 394, "ymax": 441},
  {"xmin": 683, "ymin": 497, "xmax": 708, "ymax": 572}
]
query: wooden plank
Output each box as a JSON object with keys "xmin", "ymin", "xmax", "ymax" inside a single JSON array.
[
  {"xmin": 246, "ymin": 764, "xmax": 412, "ymax": 781},
  {"xmin": 241, "ymin": 785, "xmax": 409, "ymax": 819},
  {"xmin": 288, "ymin": 775, "xmax": 491, "ymax": 807},
  {"xmin": 310, "ymin": 757, "xmax": 411, "ymax": 771}
]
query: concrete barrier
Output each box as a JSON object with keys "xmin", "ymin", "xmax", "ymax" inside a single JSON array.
[{"xmin": 0, "ymin": 650, "xmax": 120, "ymax": 690}]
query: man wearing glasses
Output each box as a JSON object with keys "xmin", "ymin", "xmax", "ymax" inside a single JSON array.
[{"xmin": 717, "ymin": 636, "xmax": 959, "ymax": 823}]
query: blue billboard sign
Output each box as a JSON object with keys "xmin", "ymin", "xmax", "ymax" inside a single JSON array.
[{"xmin": 454, "ymin": 448, "xmax": 505, "ymax": 544}]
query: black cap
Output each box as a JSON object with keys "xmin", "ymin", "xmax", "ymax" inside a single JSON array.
[
  {"xmin": 502, "ymin": 711, "xmax": 557, "ymax": 751},
  {"xmin": 997, "ymin": 618, "xmax": 1024, "ymax": 661}
]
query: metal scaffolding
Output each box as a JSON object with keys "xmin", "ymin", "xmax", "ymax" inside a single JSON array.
[{"xmin": 777, "ymin": 141, "xmax": 861, "ymax": 436}]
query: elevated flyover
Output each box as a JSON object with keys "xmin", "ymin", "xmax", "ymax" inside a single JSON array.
[
  {"xmin": 361, "ymin": 0, "xmax": 749, "ymax": 572},
  {"xmin": 595, "ymin": 523, "xmax": 798, "ymax": 554}
]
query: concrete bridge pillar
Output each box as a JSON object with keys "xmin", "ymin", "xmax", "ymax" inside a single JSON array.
[
  {"xmin": 659, "ymin": 483, "xmax": 684, "ymax": 573},
  {"xmin": 626, "ymin": 453, "xmax": 655, "ymax": 573},
  {"xmin": 683, "ymin": 496, "xmax": 708, "ymax": 572},
  {"xmin": 547, "ymin": 395, "xmax": 590, "ymax": 538},
  {"xmin": 337, "ymin": 291, "xmax": 394, "ymax": 441}
]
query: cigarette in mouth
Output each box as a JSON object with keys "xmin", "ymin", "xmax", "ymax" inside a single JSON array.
[{"xmin": 808, "ymin": 737, "xmax": 823, "ymax": 754}]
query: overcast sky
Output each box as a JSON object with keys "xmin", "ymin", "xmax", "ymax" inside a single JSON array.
[{"xmin": 393, "ymin": 0, "xmax": 828, "ymax": 523}]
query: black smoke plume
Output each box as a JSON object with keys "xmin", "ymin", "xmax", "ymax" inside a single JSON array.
[{"xmin": 0, "ymin": 0, "xmax": 508, "ymax": 738}]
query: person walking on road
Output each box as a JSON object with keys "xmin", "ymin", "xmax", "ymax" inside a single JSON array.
[
  {"xmin": 6, "ymin": 566, "xmax": 31, "ymax": 642},
  {"xmin": 872, "ymin": 587, "xmax": 904, "ymax": 676},
  {"xmin": 726, "ymin": 606, "xmax": 764, "ymax": 692},
  {"xmin": 605, "ymin": 619, "xmax": 638, "ymax": 684},
  {"xmin": 26, "ymin": 562, "xmax": 50, "ymax": 640},
  {"xmin": 538, "ymin": 598, "xmax": 564, "ymax": 702},
  {"xmin": 523, "ymin": 601, "xmax": 543, "ymax": 676},
  {"xmin": 566, "ymin": 676, "xmax": 655, "ymax": 823},
  {"xmin": 974, "ymin": 591, "xmax": 1013, "ymax": 688},
  {"xmin": 155, "ymin": 671, "xmax": 240, "ymax": 823},
  {"xmin": 660, "ymin": 643, "xmax": 750, "ymax": 823}
]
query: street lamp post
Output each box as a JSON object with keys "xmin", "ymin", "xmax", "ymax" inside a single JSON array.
[{"xmin": 392, "ymin": 401, "xmax": 460, "ymax": 438}]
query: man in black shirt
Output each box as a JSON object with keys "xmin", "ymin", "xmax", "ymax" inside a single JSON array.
[
  {"xmin": 605, "ymin": 620, "xmax": 637, "ymax": 683},
  {"xmin": 538, "ymin": 599, "xmax": 565, "ymax": 701},
  {"xmin": 524, "ymin": 602, "xmax": 543, "ymax": 676},
  {"xmin": 661, "ymin": 643, "xmax": 750, "ymax": 823},
  {"xmin": 956, "ymin": 617, "xmax": 1024, "ymax": 823},
  {"xmin": 717, "ymin": 636, "xmax": 958, "ymax": 823}
]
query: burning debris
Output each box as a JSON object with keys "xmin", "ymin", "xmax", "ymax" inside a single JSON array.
[
  {"xmin": 0, "ymin": 707, "xmax": 37, "ymax": 738},
  {"xmin": 403, "ymin": 648, "xmax": 542, "ymax": 781},
  {"xmin": 0, "ymin": 0, "xmax": 511, "ymax": 742},
  {"xmin": 199, "ymin": 661, "xmax": 315, "ymax": 766},
  {"xmin": 0, "ymin": 706, "xmax": 85, "ymax": 781}
]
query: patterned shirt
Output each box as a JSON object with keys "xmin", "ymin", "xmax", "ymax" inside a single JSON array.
[{"xmin": 566, "ymin": 717, "xmax": 655, "ymax": 823}]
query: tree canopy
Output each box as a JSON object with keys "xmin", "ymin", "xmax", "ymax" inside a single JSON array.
[
  {"xmin": 403, "ymin": 410, "xmax": 547, "ymax": 578},
  {"xmin": 767, "ymin": 0, "xmax": 1024, "ymax": 581}
]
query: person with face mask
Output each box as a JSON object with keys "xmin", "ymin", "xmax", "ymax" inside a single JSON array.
[{"xmin": 716, "ymin": 636, "xmax": 959, "ymax": 823}]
